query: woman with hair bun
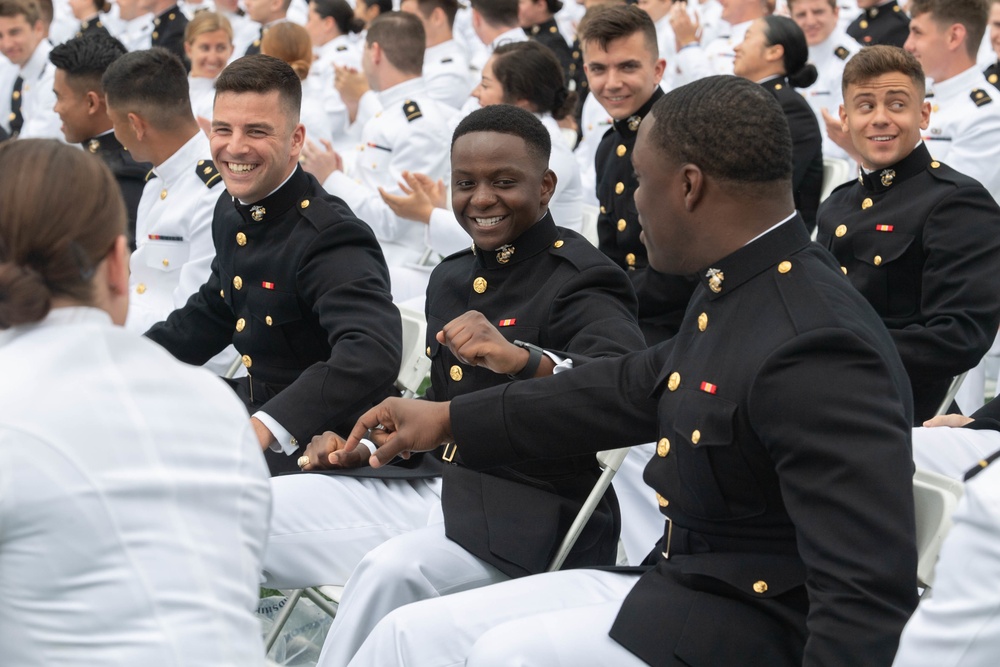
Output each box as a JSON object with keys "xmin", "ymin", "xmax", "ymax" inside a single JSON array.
[
  {"xmin": 0, "ymin": 140, "xmax": 270, "ymax": 666},
  {"xmin": 735, "ymin": 14, "xmax": 824, "ymax": 231},
  {"xmin": 262, "ymin": 21, "xmax": 335, "ymax": 145}
]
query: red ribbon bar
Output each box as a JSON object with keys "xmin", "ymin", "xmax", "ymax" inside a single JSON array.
[
  {"xmin": 498, "ymin": 319, "xmax": 516, "ymax": 327},
  {"xmin": 876, "ymin": 225, "xmax": 894, "ymax": 232},
  {"xmin": 261, "ymin": 281, "xmax": 275, "ymax": 290},
  {"xmin": 700, "ymin": 381, "xmax": 717, "ymax": 394}
]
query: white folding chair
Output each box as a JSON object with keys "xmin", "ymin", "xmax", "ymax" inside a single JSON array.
[
  {"xmin": 934, "ymin": 371, "xmax": 969, "ymax": 417},
  {"xmin": 264, "ymin": 305, "xmax": 432, "ymax": 655},
  {"xmin": 912, "ymin": 467, "xmax": 964, "ymax": 591},
  {"xmin": 579, "ymin": 203, "xmax": 600, "ymax": 248},
  {"xmin": 820, "ymin": 157, "xmax": 851, "ymax": 203}
]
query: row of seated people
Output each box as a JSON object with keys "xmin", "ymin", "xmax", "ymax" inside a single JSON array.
[{"xmin": 5, "ymin": 57, "xmax": 1000, "ymax": 665}]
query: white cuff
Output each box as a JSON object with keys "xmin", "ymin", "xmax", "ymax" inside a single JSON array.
[
  {"xmin": 546, "ymin": 351, "xmax": 574, "ymax": 375},
  {"xmin": 253, "ymin": 411, "xmax": 301, "ymax": 456}
]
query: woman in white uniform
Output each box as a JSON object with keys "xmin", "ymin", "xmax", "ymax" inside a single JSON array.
[
  {"xmin": 0, "ymin": 140, "xmax": 271, "ymax": 667},
  {"xmin": 185, "ymin": 12, "xmax": 235, "ymax": 124}
]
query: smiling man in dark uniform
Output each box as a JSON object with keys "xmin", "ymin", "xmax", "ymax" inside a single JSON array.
[
  {"xmin": 584, "ymin": 4, "xmax": 695, "ymax": 344},
  {"xmin": 333, "ymin": 75, "xmax": 919, "ymax": 667},
  {"xmin": 817, "ymin": 45, "xmax": 1000, "ymax": 423},
  {"xmin": 847, "ymin": 0, "xmax": 911, "ymax": 46},
  {"xmin": 146, "ymin": 55, "xmax": 402, "ymax": 475}
]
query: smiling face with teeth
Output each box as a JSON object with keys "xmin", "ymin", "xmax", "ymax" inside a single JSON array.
[
  {"xmin": 839, "ymin": 72, "xmax": 931, "ymax": 171},
  {"xmin": 450, "ymin": 130, "xmax": 556, "ymax": 251},
  {"xmin": 210, "ymin": 90, "xmax": 305, "ymax": 204},
  {"xmin": 582, "ymin": 31, "xmax": 665, "ymax": 121}
]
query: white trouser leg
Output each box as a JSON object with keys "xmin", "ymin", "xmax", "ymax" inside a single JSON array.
[
  {"xmin": 347, "ymin": 569, "xmax": 640, "ymax": 667},
  {"xmin": 912, "ymin": 426, "xmax": 1000, "ymax": 481},
  {"xmin": 612, "ymin": 442, "xmax": 663, "ymax": 564},
  {"xmin": 318, "ymin": 522, "xmax": 508, "ymax": 667},
  {"xmin": 261, "ymin": 474, "xmax": 442, "ymax": 589}
]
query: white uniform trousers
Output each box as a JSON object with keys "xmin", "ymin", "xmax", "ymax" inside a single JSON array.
[
  {"xmin": 261, "ymin": 474, "xmax": 443, "ymax": 589},
  {"xmin": 347, "ymin": 568, "xmax": 643, "ymax": 667},
  {"xmin": 317, "ymin": 522, "xmax": 509, "ymax": 667},
  {"xmin": 912, "ymin": 426, "xmax": 1000, "ymax": 481},
  {"xmin": 612, "ymin": 442, "xmax": 666, "ymax": 565}
]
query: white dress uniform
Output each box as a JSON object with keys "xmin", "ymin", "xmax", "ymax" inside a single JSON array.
[
  {"xmin": 310, "ymin": 35, "xmax": 362, "ymax": 155},
  {"xmin": 0, "ymin": 307, "xmax": 271, "ymax": 667},
  {"xmin": 912, "ymin": 426, "xmax": 1000, "ymax": 481},
  {"xmin": 892, "ymin": 455, "xmax": 1000, "ymax": 667},
  {"xmin": 671, "ymin": 18, "xmax": 746, "ymax": 87},
  {"xmin": 654, "ymin": 2, "xmax": 713, "ymax": 92},
  {"xmin": 575, "ymin": 93, "xmax": 613, "ymax": 208},
  {"xmin": 423, "ymin": 39, "xmax": 475, "ymax": 110},
  {"xmin": 0, "ymin": 57, "xmax": 17, "ymax": 137},
  {"xmin": 469, "ymin": 26, "xmax": 529, "ymax": 75},
  {"xmin": 108, "ymin": 12, "xmax": 155, "ymax": 52},
  {"xmin": 923, "ymin": 66, "xmax": 1000, "ymax": 200},
  {"xmin": 323, "ymin": 76, "xmax": 456, "ymax": 271},
  {"xmin": 126, "ymin": 131, "xmax": 221, "ymax": 334},
  {"xmin": 13, "ymin": 40, "xmax": 61, "ymax": 140},
  {"xmin": 188, "ymin": 75, "xmax": 216, "ymax": 122},
  {"xmin": 801, "ymin": 28, "xmax": 860, "ymax": 162}
]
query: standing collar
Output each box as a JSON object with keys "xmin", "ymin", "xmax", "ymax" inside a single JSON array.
[
  {"xmin": 473, "ymin": 212, "xmax": 559, "ymax": 270},
  {"xmin": 858, "ymin": 142, "xmax": 931, "ymax": 193},
  {"xmin": 928, "ymin": 65, "xmax": 985, "ymax": 100},
  {"xmin": 378, "ymin": 77, "xmax": 427, "ymax": 107},
  {"xmin": 232, "ymin": 164, "xmax": 309, "ymax": 224},
  {"xmin": 611, "ymin": 86, "xmax": 665, "ymax": 136},
  {"xmin": 151, "ymin": 130, "xmax": 209, "ymax": 184}
]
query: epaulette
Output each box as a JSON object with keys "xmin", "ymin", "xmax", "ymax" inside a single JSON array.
[
  {"xmin": 441, "ymin": 57, "xmax": 453, "ymax": 64},
  {"xmin": 964, "ymin": 448, "xmax": 1000, "ymax": 481},
  {"xmin": 336, "ymin": 45, "xmax": 347, "ymax": 51},
  {"xmin": 834, "ymin": 46, "xmax": 849, "ymax": 60},
  {"xmin": 403, "ymin": 100, "xmax": 422, "ymax": 122},
  {"xmin": 196, "ymin": 159, "xmax": 223, "ymax": 188},
  {"xmin": 971, "ymin": 88, "xmax": 993, "ymax": 107}
]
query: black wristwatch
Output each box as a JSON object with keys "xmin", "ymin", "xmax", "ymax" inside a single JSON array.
[{"xmin": 509, "ymin": 340, "xmax": 545, "ymax": 380}]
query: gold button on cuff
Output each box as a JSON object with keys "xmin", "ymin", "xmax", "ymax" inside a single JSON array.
[
  {"xmin": 233, "ymin": 276, "xmax": 243, "ymax": 290},
  {"xmin": 162, "ymin": 258, "xmax": 169, "ymax": 267},
  {"xmin": 625, "ymin": 253, "xmax": 636, "ymax": 267},
  {"xmin": 874, "ymin": 255, "xmax": 882, "ymax": 266},
  {"xmin": 290, "ymin": 437, "xmax": 298, "ymax": 447},
  {"xmin": 656, "ymin": 493, "xmax": 669, "ymax": 507},
  {"xmin": 691, "ymin": 429, "xmax": 701, "ymax": 445},
  {"xmin": 616, "ymin": 144, "xmax": 626, "ymax": 157},
  {"xmin": 698, "ymin": 312, "xmax": 708, "ymax": 332},
  {"xmin": 667, "ymin": 372, "xmax": 680, "ymax": 391},
  {"xmin": 553, "ymin": 240, "xmax": 564, "ymax": 248},
  {"xmin": 657, "ymin": 438, "xmax": 670, "ymax": 457},
  {"xmin": 778, "ymin": 261, "xmax": 792, "ymax": 274},
  {"xmin": 236, "ymin": 232, "xmax": 247, "ymax": 246},
  {"xmin": 862, "ymin": 198, "xmax": 873, "ymax": 210},
  {"xmin": 136, "ymin": 283, "xmax": 146, "ymax": 294},
  {"xmin": 617, "ymin": 219, "xmax": 627, "ymax": 232},
  {"xmin": 835, "ymin": 224, "xmax": 847, "ymax": 237},
  {"xmin": 753, "ymin": 580, "xmax": 768, "ymax": 594},
  {"xmin": 473, "ymin": 277, "xmax": 487, "ymax": 293},
  {"xmin": 159, "ymin": 189, "xmax": 167, "ymax": 200},
  {"xmin": 930, "ymin": 161, "xmax": 940, "ymax": 168},
  {"xmin": 426, "ymin": 346, "xmax": 431, "ymax": 356},
  {"xmin": 241, "ymin": 354, "xmax": 252, "ymax": 368},
  {"xmin": 265, "ymin": 315, "xmax": 273, "ymax": 326},
  {"xmin": 236, "ymin": 318, "xmax": 245, "ymax": 332},
  {"xmin": 615, "ymin": 182, "xmax": 624, "ymax": 195},
  {"xmin": 450, "ymin": 365, "xmax": 463, "ymax": 381},
  {"xmin": 300, "ymin": 199, "xmax": 310, "ymax": 209}
]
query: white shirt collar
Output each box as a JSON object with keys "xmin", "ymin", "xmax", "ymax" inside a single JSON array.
[{"xmin": 151, "ymin": 130, "xmax": 211, "ymax": 184}]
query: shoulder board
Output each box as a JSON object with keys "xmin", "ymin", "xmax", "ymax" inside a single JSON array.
[
  {"xmin": 971, "ymin": 88, "xmax": 993, "ymax": 107},
  {"xmin": 964, "ymin": 448, "xmax": 1000, "ymax": 481},
  {"xmin": 336, "ymin": 45, "xmax": 347, "ymax": 51},
  {"xmin": 196, "ymin": 160, "xmax": 223, "ymax": 188},
  {"xmin": 827, "ymin": 177, "xmax": 857, "ymax": 199},
  {"xmin": 441, "ymin": 57, "xmax": 453, "ymax": 64},
  {"xmin": 403, "ymin": 100, "xmax": 422, "ymax": 122},
  {"xmin": 834, "ymin": 46, "xmax": 849, "ymax": 61}
]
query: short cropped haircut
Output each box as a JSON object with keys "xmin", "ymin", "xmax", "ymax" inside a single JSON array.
[
  {"xmin": 841, "ymin": 45, "xmax": 925, "ymax": 98},
  {"xmin": 0, "ymin": 0, "xmax": 40, "ymax": 24},
  {"xmin": 579, "ymin": 4, "xmax": 658, "ymax": 59},
  {"xmin": 365, "ymin": 12, "xmax": 424, "ymax": 75},
  {"xmin": 452, "ymin": 104, "xmax": 551, "ymax": 167},
  {"xmin": 413, "ymin": 0, "xmax": 460, "ymax": 27},
  {"xmin": 312, "ymin": 0, "xmax": 364, "ymax": 34},
  {"xmin": 649, "ymin": 76, "xmax": 792, "ymax": 194},
  {"xmin": 469, "ymin": 0, "xmax": 518, "ymax": 27},
  {"xmin": 214, "ymin": 54, "xmax": 302, "ymax": 123},
  {"xmin": 49, "ymin": 33, "xmax": 127, "ymax": 95},
  {"xmin": 102, "ymin": 48, "xmax": 192, "ymax": 130},
  {"xmin": 910, "ymin": 0, "xmax": 989, "ymax": 60}
]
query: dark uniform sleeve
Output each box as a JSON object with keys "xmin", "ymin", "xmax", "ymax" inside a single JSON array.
[
  {"xmin": 890, "ymin": 185, "xmax": 1000, "ymax": 394},
  {"xmin": 258, "ymin": 220, "xmax": 401, "ymax": 442},
  {"xmin": 748, "ymin": 329, "xmax": 918, "ymax": 667}
]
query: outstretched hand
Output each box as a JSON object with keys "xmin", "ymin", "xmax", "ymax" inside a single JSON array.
[
  {"xmin": 344, "ymin": 398, "xmax": 454, "ymax": 467},
  {"xmin": 923, "ymin": 414, "xmax": 975, "ymax": 428},
  {"xmin": 298, "ymin": 431, "xmax": 368, "ymax": 470}
]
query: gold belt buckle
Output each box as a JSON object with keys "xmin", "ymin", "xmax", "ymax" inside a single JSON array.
[
  {"xmin": 441, "ymin": 442, "xmax": 457, "ymax": 463},
  {"xmin": 660, "ymin": 516, "xmax": 673, "ymax": 561}
]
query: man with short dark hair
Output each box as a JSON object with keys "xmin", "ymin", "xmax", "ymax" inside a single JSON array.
[
  {"xmin": 468, "ymin": 0, "xmax": 528, "ymax": 72},
  {"xmin": 334, "ymin": 74, "xmax": 919, "ymax": 667},
  {"xmin": 146, "ymin": 55, "xmax": 402, "ymax": 476},
  {"xmin": 300, "ymin": 12, "xmax": 455, "ymax": 297},
  {"xmin": 401, "ymin": 0, "xmax": 473, "ymax": 108},
  {"xmin": 49, "ymin": 33, "xmax": 150, "ymax": 247},
  {"xmin": 103, "ymin": 48, "xmax": 222, "ymax": 345},
  {"xmin": 818, "ymin": 45, "xmax": 1000, "ymax": 423},
  {"xmin": 243, "ymin": 0, "xmax": 292, "ymax": 55},
  {"xmin": 0, "ymin": 0, "xmax": 60, "ymax": 139}
]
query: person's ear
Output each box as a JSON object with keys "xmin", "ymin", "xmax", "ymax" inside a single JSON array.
[
  {"xmin": 681, "ymin": 163, "xmax": 704, "ymax": 212},
  {"xmin": 539, "ymin": 169, "xmax": 557, "ymax": 208}
]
